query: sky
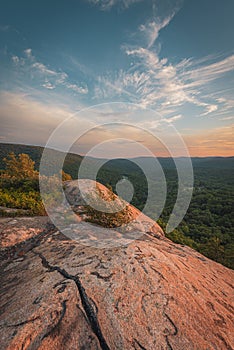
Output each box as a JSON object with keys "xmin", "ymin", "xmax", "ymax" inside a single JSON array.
[{"xmin": 0, "ymin": 0, "xmax": 233, "ymax": 157}]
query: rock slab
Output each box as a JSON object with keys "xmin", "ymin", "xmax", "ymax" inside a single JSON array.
[{"xmin": 0, "ymin": 217, "xmax": 233, "ymax": 350}]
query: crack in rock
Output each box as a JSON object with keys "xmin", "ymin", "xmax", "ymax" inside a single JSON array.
[
  {"xmin": 33, "ymin": 251, "xmax": 110, "ymax": 350},
  {"xmin": 90, "ymin": 271, "xmax": 114, "ymax": 282},
  {"xmin": 164, "ymin": 313, "xmax": 178, "ymax": 350},
  {"xmin": 165, "ymin": 336, "xmax": 173, "ymax": 350},
  {"xmin": 133, "ymin": 338, "xmax": 148, "ymax": 350},
  {"xmin": 6, "ymin": 316, "xmax": 40, "ymax": 328},
  {"xmin": 165, "ymin": 313, "xmax": 178, "ymax": 336}
]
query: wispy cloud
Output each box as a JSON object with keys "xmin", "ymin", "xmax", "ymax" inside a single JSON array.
[
  {"xmin": 1, "ymin": 89, "xmax": 232, "ymax": 156},
  {"xmin": 24, "ymin": 48, "xmax": 33, "ymax": 58},
  {"xmin": 181, "ymin": 55, "xmax": 234, "ymax": 86},
  {"xmin": 221, "ymin": 116, "xmax": 234, "ymax": 121},
  {"xmin": 66, "ymin": 83, "xmax": 88, "ymax": 94},
  {"xmin": 92, "ymin": 10, "xmax": 193, "ymax": 114},
  {"xmin": 0, "ymin": 89, "xmax": 99, "ymax": 151},
  {"xmin": 0, "ymin": 24, "xmax": 20, "ymax": 36},
  {"xmin": 12, "ymin": 55, "xmax": 20, "ymax": 64},
  {"xmin": 0, "ymin": 25, "xmax": 11, "ymax": 32},
  {"xmin": 139, "ymin": 13, "xmax": 176, "ymax": 48},
  {"xmin": 94, "ymin": 46, "xmax": 234, "ymax": 118},
  {"xmin": 11, "ymin": 49, "xmax": 88, "ymax": 95},
  {"xmin": 87, "ymin": 1, "xmax": 234, "ymax": 120},
  {"xmin": 165, "ymin": 114, "xmax": 182, "ymax": 123},
  {"xmin": 87, "ymin": 0, "xmax": 142, "ymax": 11},
  {"xmin": 200, "ymin": 104, "xmax": 218, "ymax": 116},
  {"xmin": 200, "ymin": 91, "xmax": 234, "ymax": 117},
  {"xmin": 0, "ymin": 91, "xmax": 72, "ymax": 145},
  {"xmin": 3, "ymin": 1, "xmax": 233, "ymax": 138},
  {"xmin": 184, "ymin": 124, "xmax": 234, "ymax": 156},
  {"xmin": 42, "ymin": 81, "xmax": 56, "ymax": 90}
]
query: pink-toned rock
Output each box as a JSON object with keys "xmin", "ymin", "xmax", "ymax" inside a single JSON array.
[
  {"xmin": 0, "ymin": 181, "xmax": 233, "ymax": 350},
  {"xmin": 0, "ymin": 216, "xmax": 50, "ymax": 248},
  {"xmin": 64, "ymin": 179, "xmax": 164, "ymax": 239}
]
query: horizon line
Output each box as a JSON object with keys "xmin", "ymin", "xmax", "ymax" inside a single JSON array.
[{"xmin": 0, "ymin": 141, "xmax": 234, "ymax": 159}]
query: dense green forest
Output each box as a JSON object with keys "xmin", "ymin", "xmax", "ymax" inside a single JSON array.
[
  {"xmin": 0, "ymin": 143, "xmax": 233, "ymax": 269},
  {"xmin": 97, "ymin": 159, "xmax": 234, "ymax": 269}
]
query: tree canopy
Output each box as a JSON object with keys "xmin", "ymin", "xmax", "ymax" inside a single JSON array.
[{"xmin": 2, "ymin": 152, "xmax": 38, "ymax": 179}]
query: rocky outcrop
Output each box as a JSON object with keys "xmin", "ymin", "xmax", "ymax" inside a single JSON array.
[
  {"xmin": 64, "ymin": 179, "xmax": 164, "ymax": 239},
  {"xmin": 0, "ymin": 181, "xmax": 233, "ymax": 350}
]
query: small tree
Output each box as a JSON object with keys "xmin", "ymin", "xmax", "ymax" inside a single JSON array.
[
  {"xmin": 61, "ymin": 170, "xmax": 72, "ymax": 181},
  {"xmin": 2, "ymin": 152, "xmax": 38, "ymax": 179},
  {"xmin": 200, "ymin": 236, "xmax": 225, "ymax": 263}
]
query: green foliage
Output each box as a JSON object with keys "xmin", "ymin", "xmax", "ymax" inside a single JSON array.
[
  {"xmin": 0, "ymin": 187, "xmax": 46, "ymax": 215},
  {"xmin": 199, "ymin": 237, "xmax": 225, "ymax": 263},
  {"xmin": 0, "ymin": 152, "xmax": 43, "ymax": 215},
  {"xmin": 0, "ymin": 152, "xmax": 72, "ymax": 216},
  {"xmin": 165, "ymin": 229, "xmax": 198, "ymax": 249},
  {"xmin": 97, "ymin": 160, "xmax": 234, "ymax": 269},
  {"xmin": 0, "ymin": 143, "xmax": 82, "ymax": 179},
  {"xmin": 2, "ymin": 152, "xmax": 38, "ymax": 179},
  {"xmin": 84, "ymin": 187, "xmax": 131, "ymax": 228},
  {"xmin": 85, "ymin": 204, "xmax": 131, "ymax": 228},
  {"xmin": 0, "ymin": 144, "xmax": 233, "ymax": 269}
]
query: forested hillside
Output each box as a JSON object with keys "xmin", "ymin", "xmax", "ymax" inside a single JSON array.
[
  {"xmin": 97, "ymin": 158, "xmax": 234, "ymax": 269},
  {"xmin": 0, "ymin": 143, "xmax": 233, "ymax": 268},
  {"xmin": 0, "ymin": 143, "xmax": 83, "ymax": 177}
]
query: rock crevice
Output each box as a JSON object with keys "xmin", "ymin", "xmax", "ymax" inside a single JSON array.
[
  {"xmin": 33, "ymin": 251, "xmax": 110, "ymax": 350},
  {"xmin": 0, "ymin": 180, "xmax": 233, "ymax": 350}
]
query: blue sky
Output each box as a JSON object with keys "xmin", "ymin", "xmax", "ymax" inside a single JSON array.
[{"xmin": 0, "ymin": 0, "xmax": 233, "ymax": 156}]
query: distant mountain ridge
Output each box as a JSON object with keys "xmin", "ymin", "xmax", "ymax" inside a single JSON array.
[
  {"xmin": 0, "ymin": 143, "xmax": 233, "ymax": 177},
  {"xmin": 0, "ymin": 143, "xmax": 233, "ymax": 269}
]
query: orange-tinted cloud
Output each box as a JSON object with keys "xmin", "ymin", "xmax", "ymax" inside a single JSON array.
[{"xmin": 184, "ymin": 124, "xmax": 234, "ymax": 157}]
